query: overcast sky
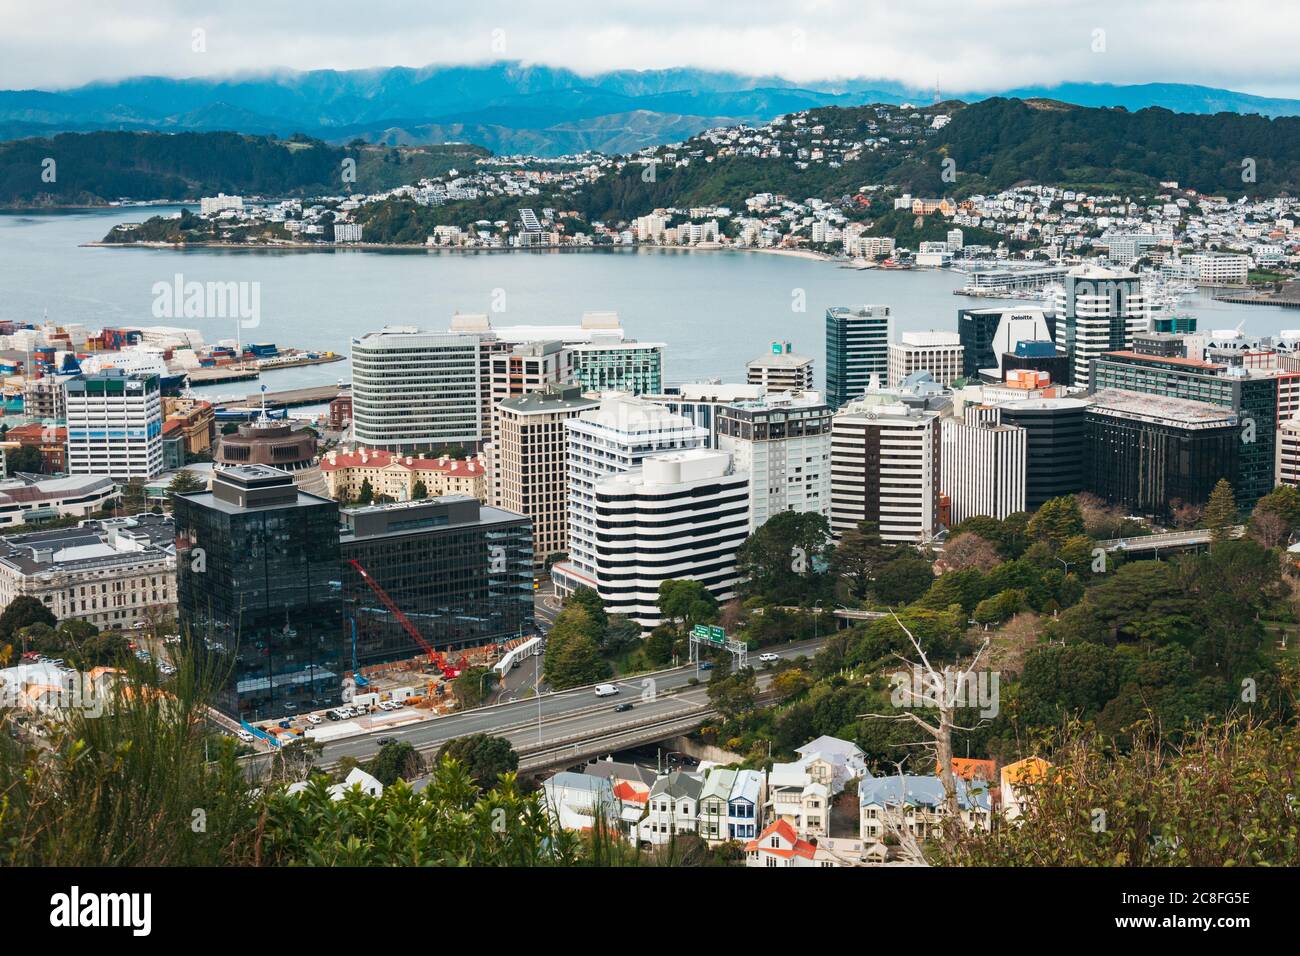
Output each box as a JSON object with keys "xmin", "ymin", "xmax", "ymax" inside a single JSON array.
[{"xmin": 2, "ymin": 0, "xmax": 1297, "ymax": 97}]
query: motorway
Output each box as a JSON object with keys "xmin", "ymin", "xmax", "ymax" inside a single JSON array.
[{"xmin": 246, "ymin": 635, "xmax": 827, "ymax": 776}]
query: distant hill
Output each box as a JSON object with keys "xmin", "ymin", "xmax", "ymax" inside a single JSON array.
[
  {"xmin": 10, "ymin": 97, "xmax": 1300, "ymax": 215},
  {"xmin": 3, "ymin": 61, "xmax": 1299, "ymax": 158},
  {"xmin": 0, "ymin": 132, "xmax": 485, "ymax": 206}
]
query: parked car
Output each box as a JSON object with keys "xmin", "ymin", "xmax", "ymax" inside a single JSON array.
[
  {"xmin": 306, "ymin": 714, "xmax": 322, "ymax": 725},
  {"xmin": 236, "ymin": 731, "xmax": 254, "ymax": 743}
]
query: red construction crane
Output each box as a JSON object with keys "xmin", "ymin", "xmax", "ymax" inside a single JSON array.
[{"xmin": 348, "ymin": 558, "xmax": 460, "ymax": 679}]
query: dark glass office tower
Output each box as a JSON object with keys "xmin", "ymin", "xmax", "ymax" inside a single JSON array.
[
  {"xmin": 998, "ymin": 398, "xmax": 1088, "ymax": 509},
  {"xmin": 826, "ymin": 305, "xmax": 891, "ymax": 409},
  {"xmin": 340, "ymin": 496, "xmax": 533, "ymax": 667},
  {"xmin": 174, "ymin": 464, "xmax": 343, "ymax": 721},
  {"xmin": 1084, "ymin": 390, "xmax": 1238, "ymax": 519},
  {"xmin": 1090, "ymin": 352, "xmax": 1276, "ymax": 509},
  {"xmin": 957, "ymin": 309, "xmax": 1003, "ymax": 378}
]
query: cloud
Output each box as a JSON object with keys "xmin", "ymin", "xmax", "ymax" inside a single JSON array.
[{"xmin": 1, "ymin": 0, "xmax": 1297, "ymax": 96}]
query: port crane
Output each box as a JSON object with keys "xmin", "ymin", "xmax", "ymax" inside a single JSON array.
[{"xmin": 348, "ymin": 559, "xmax": 463, "ymax": 679}]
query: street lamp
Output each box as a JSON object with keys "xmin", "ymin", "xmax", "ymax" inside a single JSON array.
[{"xmin": 813, "ymin": 601, "xmax": 822, "ymax": 641}]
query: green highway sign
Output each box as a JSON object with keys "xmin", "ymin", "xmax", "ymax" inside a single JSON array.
[
  {"xmin": 709, "ymin": 625, "xmax": 725, "ymax": 642},
  {"xmin": 691, "ymin": 624, "xmax": 711, "ymax": 639}
]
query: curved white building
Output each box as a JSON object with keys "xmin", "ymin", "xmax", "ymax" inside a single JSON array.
[{"xmin": 592, "ymin": 449, "xmax": 749, "ymax": 629}]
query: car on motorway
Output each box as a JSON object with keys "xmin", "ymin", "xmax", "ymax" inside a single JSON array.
[
  {"xmin": 594, "ymin": 683, "xmax": 619, "ymax": 697},
  {"xmin": 613, "ymin": 702, "xmax": 633, "ymax": 713},
  {"xmin": 376, "ymin": 736, "xmax": 397, "ymax": 747},
  {"xmin": 697, "ymin": 661, "xmax": 713, "ymax": 671},
  {"xmin": 759, "ymin": 653, "xmax": 780, "ymax": 664}
]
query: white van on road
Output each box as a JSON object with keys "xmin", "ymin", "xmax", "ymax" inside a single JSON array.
[{"xmin": 594, "ymin": 684, "xmax": 620, "ymax": 698}]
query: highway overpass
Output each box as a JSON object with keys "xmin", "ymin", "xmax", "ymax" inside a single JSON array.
[{"xmin": 244, "ymin": 636, "xmax": 827, "ymax": 778}]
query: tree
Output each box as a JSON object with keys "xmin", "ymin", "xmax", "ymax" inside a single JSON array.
[
  {"xmin": 830, "ymin": 521, "xmax": 896, "ymax": 601},
  {"xmin": 434, "ymin": 734, "xmax": 519, "ymax": 791},
  {"xmin": 602, "ymin": 615, "xmax": 642, "ymax": 656},
  {"xmin": 167, "ymin": 469, "xmax": 203, "ymax": 500},
  {"xmin": 1027, "ymin": 496, "xmax": 1085, "ymax": 546},
  {"xmin": 872, "ymin": 556, "xmax": 934, "ymax": 606},
  {"xmin": 356, "ymin": 478, "xmax": 375, "ymax": 506},
  {"xmin": 705, "ymin": 667, "xmax": 759, "ymax": 721},
  {"xmin": 367, "ymin": 740, "xmax": 424, "ymax": 786},
  {"xmin": 543, "ymin": 606, "xmax": 610, "ymax": 689},
  {"xmin": 942, "ymin": 532, "xmax": 1001, "ymax": 572},
  {"xmin": 566, "ymin": 586, "xmax": 608, "ymax": 634},
  {"xmin": 0, "ymin": 595, "xmax": 56, "ymax": 641},
  {"xmin": 1204, "ymin": 479, "xmax": 1238, "ymax": 542},
  {"xmin": 657, "ymin": 580, "xmax": 718, "ymax": 635},
  {"xmin": 736, "ymin": 511, "xmax": 831, "ymax": 603},
  {"xmin": 411, "ymin": 480, "xmax": 429, "ymax": 500},
  {"xmin": 643, "ymin": 626, "xmax": 676, "ymax": 666},
  {"xmin": 453, "ymin": 666, "xmax": 496, "ymax": 709},
  {"xmin": 5, "ymin": 444, "xmax": 42, "ymax": 476}
]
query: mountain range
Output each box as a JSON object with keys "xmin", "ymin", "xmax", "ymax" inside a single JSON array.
[{"xmin": 3, "ymin": 62, "xmax": 1300, "ymax": 157}]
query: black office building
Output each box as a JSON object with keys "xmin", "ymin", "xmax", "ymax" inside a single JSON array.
[
  {"xmin": 174, "ymin": 464, "xmax": 344, "ymax": 721},
  {"xmin": 1083, "ymin": 389, "xmax": 1238, "ymax": 519},
  {"xmin": 958, "ymin": 309, "xmax": 1002, "ymax": 378},
  {"xmin": 997, "ymin": 398, "xmax": 1088, "ymax": 509},
  {"xmin": 341, "ymin": 496, "xmax": 533, "ymax": 667}
]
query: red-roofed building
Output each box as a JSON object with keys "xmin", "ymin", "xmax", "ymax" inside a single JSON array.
[
  {"xmin": 745, "ymin": 819, "xmax": 820, "ymax": 868},
  {"xmin": 3, "ymin": 423, "xmax": 67, "ymax": 473},
  {"xmin": 320, "ymin": 447, "xmax": 487, "ymax": 503}
]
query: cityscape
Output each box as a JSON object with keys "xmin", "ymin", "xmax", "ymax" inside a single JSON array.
[{"xmin": 0, "ymin": 0, "xmax": 1294, "ymax": 932}]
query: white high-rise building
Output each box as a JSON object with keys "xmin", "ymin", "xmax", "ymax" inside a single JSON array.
[
  {"xmin": 64, "ymin": 370, "xmax": 164, "ymax": 479},
  {"xmin": 553, "ymin": 394, "xmax": 708, "ymax": 597},
  {"xmin": 887, "ymin": 331, "xmax": 965, "ymax": 387},
  {"xmin": 940, "ymin": 407, "xmax": 1028, "ymax": 523},
  {"xmin": 644, "ymin": 383, "xmax": 767, "ymax": 448},
  {"xmin": 592, "ymin": 449, "xmax": 749, "ymax": 629},
  {"xmin": 1054, "ymin": 266, "xmax": 1149, "ymax": 389},
  {"xmin": 747, "ymin": 342, "xmax": 815, "ymax": 393},
  {"xmin": 717, "ymin": 391, "xmax": 832, "ymax": 531},
  {"xmin": 1278, "ymin": 417, "xmax": 1300, "ymax": 488},
  {"xmin": 830, "ymin": 401, "xmax": 940, "ymax": 544},
  {"xmin": 351, "ymin": 327, "xmax": 484, "ymax": 452}
]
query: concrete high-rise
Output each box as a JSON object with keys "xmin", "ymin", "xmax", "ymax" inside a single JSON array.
[
  {"xmin": 552, "ymin": 393, "xmax": 707, "ymax": 597},
  {"xmin": 490, "ymin": 383, "xmax": 599, "ymax": 567},
  {"xmin": 592, "ymin": 449, "xmax": 749, "ymax": 629},
  {"xmin": 1054, "ymin": 266, "xmax": 1148, "ymax": 389},
  {"xmin": 717, "ymin": 391, "xmax": 832, "ymax": 531},
  {"xmin": 830, "ymin": 400, "xmax": 940, "ymax": 543},
  {"xmin": 64, "ymin": 370, "xmax": 163, "ymax": 480},
  {"xmin": 351, "ymin": 327, "xmax": 484, "ymax": 452}
]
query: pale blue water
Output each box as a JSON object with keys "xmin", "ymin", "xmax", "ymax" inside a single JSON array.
[{"xmin": 1, "ymin": 206, "xmax": 1294, "ymax": 403}]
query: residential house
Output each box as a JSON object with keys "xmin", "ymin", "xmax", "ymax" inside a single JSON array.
[
  {"xmin": 745, "ymin": 819, "xmax": 818, "ymax": 868},
  {"xmin": 858, "ymin": 774, "xmax": 992, "ymax": 847},
  {"xmin": 1001, "ymin": 756, "xmax": 1052, "ymax": 823},
  {"xmin": 543, "ymin": 771, "xmax": 620, "ymax": 833},
  {"xmin": 637, "ymin": 770, "xmax": 703, "ymax": 845}
]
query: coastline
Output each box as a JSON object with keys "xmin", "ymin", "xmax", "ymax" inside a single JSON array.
[{"xmin": 79, "ymin": 238, "xmax": 844, "ymax": 263}]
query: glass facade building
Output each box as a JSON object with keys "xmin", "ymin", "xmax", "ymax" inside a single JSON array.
[
  {"xmin": 1084, "ymin": 390, "xmax": 1238, "ymax": 519},
  {"xmin": 1090, "ymin": 352, "xmax": 1275, "ymax": 508},
  {"xmin": 340, "ymin": 496, "xmax": 533, "ymax": 667},
  {"xmin": 826, "ymin": 305, "xmax": 891, "ymax": 409},
  {"xmin": 174, "ymin": 465, "xmax": 343, "ymax": 721}
]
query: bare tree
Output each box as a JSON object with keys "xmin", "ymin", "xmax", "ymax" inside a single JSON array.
[
  {"xmin": 861, "ymin": 611, "xmax": 991, "ymax": 827},
  {"xmin": 941, "ymin": 532, "xmax": 1001, "ymax": 572}
]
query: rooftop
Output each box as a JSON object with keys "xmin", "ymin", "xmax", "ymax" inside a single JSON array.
[{"xmin": 1087, "ymin": 388, "xmax": 1238, "ymax": 428}]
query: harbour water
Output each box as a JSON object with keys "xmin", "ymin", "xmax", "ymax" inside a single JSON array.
[{"xmin": 2, "ymin": 206, "xmax": 1295, "ymax": 401}]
